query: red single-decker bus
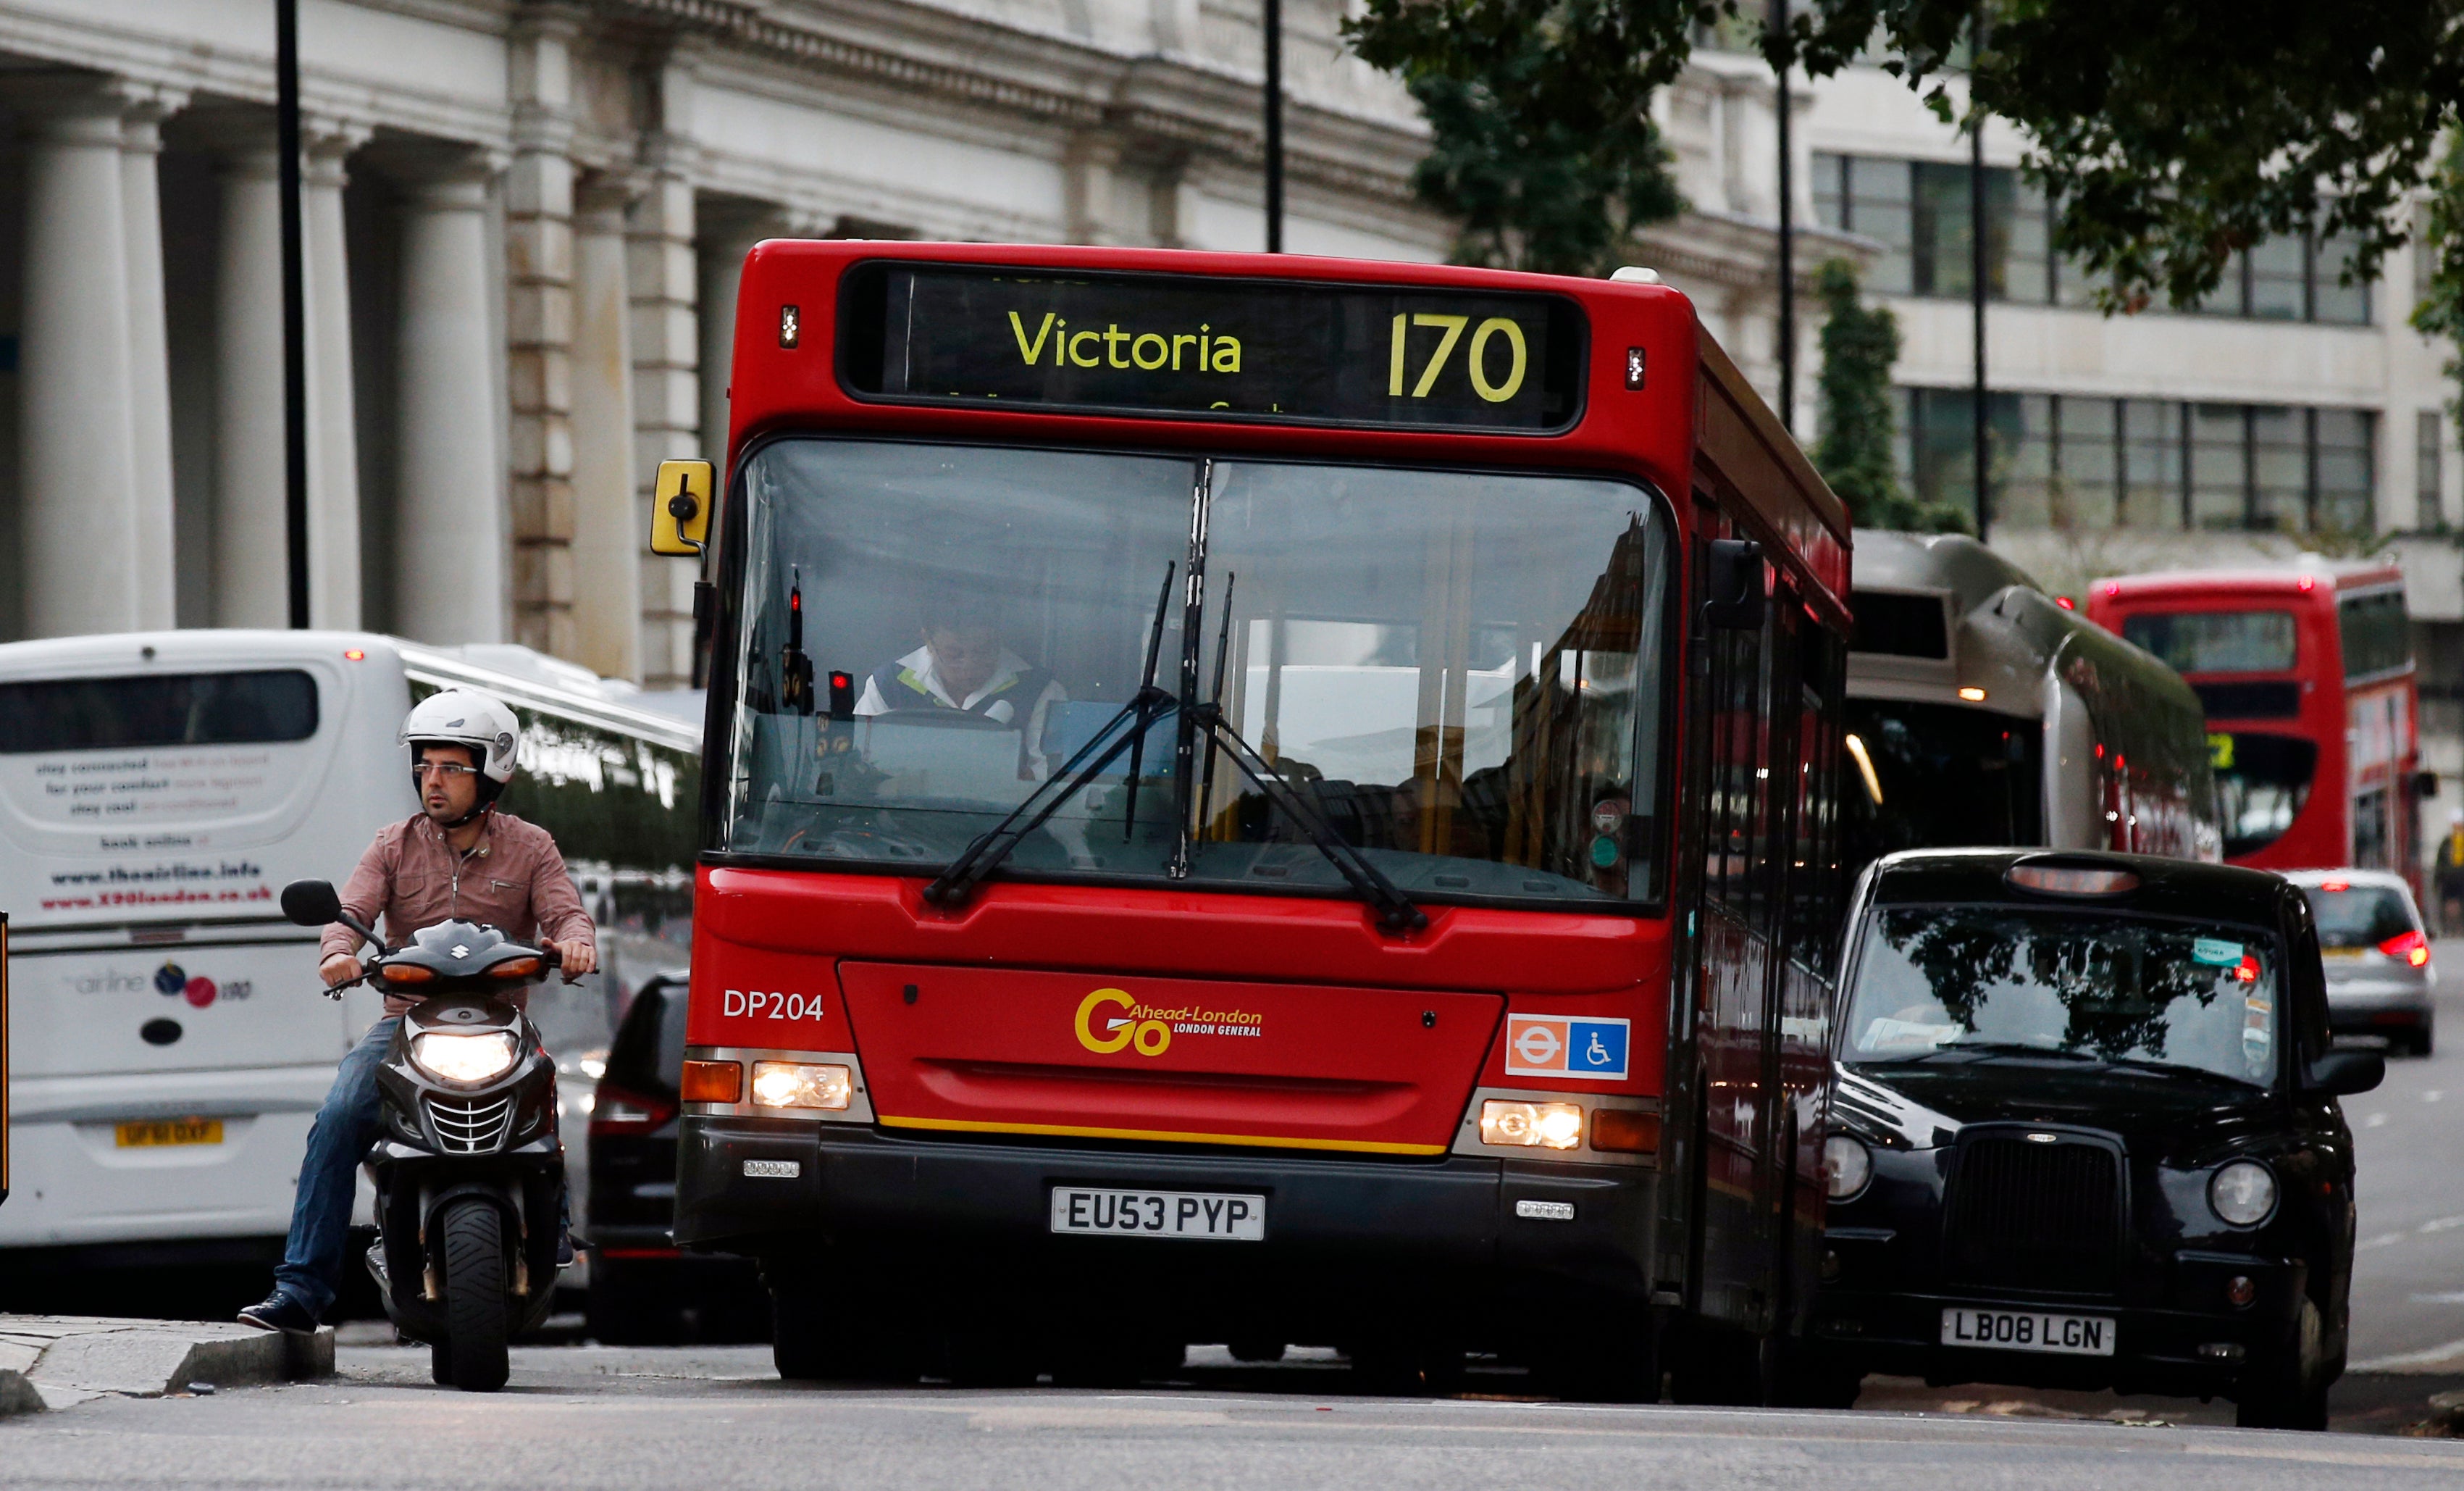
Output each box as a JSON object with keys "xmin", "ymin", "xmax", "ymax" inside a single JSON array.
[
  {"xmin": 2088, "ymin": 563, "xmax": 2422, "ymax": 882},
  {"xmin": 657, "ymin": 243, "xmax": 1853, "ymax": 1399}
]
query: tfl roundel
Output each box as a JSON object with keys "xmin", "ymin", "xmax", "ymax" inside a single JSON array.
[{"xmin": 1504, "ymin": 1014, "xmax": 1630, "ymax": 1081}]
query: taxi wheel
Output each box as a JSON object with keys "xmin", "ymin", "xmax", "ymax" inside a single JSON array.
[{"xmin": 2235, "ymin": 1297, "xmax": 2329, "ymax": 1431}]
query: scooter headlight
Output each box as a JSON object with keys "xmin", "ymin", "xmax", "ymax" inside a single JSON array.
[{"xmin": 411, "ymin": 1031, "xmax": 520, "ymax": 1085}]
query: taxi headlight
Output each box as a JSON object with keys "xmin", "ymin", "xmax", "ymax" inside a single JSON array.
[
  {"xmin": 1480, "ymin": 1100, "xmax": 1582, "ymax": 1150},
  {"xmin": 411, "ymin": 1031, "xmax": 520, "ymax": 1085},
  {"xmin": 2209, "ymin": 1160, "xmax": 2278, "ymax": 1227},
  {"xmin": 750, "ymin": 1061, "xmax": 852, "ymax": 1111},
  {"xmin": 1823, "ymin": 1135, "xmax": 1873, "ymax": 1200}
]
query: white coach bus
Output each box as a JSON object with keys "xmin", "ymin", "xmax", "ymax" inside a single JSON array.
[{"xmin": 0, "ymin": 630, "xmax": 698, "ymax": 1268}]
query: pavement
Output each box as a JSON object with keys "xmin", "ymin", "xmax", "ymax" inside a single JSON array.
[{"xmin": 0, "ymin": 1316, "xmax": 332, "ymax": 1413}]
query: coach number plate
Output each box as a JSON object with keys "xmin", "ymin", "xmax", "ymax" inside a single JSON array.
[
  {"xmin": 1940, "ymin": 1307, "xmax": 2116, "ymax": 1356},
  {"xmin": 1049, "ymin": 1187, "xmax": 1265, "ymax": 1241}
]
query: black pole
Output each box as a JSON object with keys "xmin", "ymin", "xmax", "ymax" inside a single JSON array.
[
  {"xmin": 277, "ymin": 0, "xmax": 310, "ymax": 627},
  {"xmin": 1969, "ymin": 13, "xmax": 1990, "ymax": 541},
  {"xmin": 1772, "ymin": 0, "xmax": 1794, "ymax": 433},
  {"xmin": 1264, "ymin": 0, "xmax": 1283, "ymax": 252}
]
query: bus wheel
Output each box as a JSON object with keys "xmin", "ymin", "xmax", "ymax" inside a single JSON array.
[
  {"xmin": 1050, "ymin": 1336, "xmax": 1183, "ymax": 1387},
  {"xmin": 766, "ymin": 1266, "xmax": 922, "ymax": 1383},
  {"xmin": 1349, "ymin": 1340, "xmax": 1467, "ymax": 1396},
  {"xmin": 942, "ymin": 1327, "xmax": 1039, "ymax": 1387},
  {"xmin": 1537, "ymin": 1312, "xmax": 1662, "ymax": 1403}
]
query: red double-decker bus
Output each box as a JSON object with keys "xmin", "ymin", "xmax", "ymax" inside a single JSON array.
[
  {"xmin": 2087, "ymin": 564, "xmax": 2421, "ymax": 881},
  {"xmin": 653, "ymin": 242, "xmax": 1852, "ymax": 1399}
]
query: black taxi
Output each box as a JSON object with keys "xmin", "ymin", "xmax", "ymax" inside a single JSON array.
[{"xmin": 1809, "ymin": 849, "xmax": 2382, "ymax": 1430}]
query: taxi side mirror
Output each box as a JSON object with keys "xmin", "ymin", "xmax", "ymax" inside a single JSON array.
[
  {"xmin": 650, "ymin": 459, "xmax": 715, "ymax": 556},
  {"xmin": 2307, "ymin": 1049, "xmax": 2384, "ymax": 1097}
]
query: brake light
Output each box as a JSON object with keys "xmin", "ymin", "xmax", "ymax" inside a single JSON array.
[
  {"xmin": 2380, "ymin": 930, "xmax": 2431, "ymax": 967},
  {"xmin": 2006, "ymin": 862, "xmax": 2141, "ymax": 897},
  {"xmin": 2320, "ymin": 880, "xmax": 2349, "ymax": 892},
  {"xmin": 681, "ymin": 1058, "xmax": 742, "ymax": 1103},
  {"xmin": 588, "ymin": 1082, "xmax": 679, "ymax": 1137},
  {"xmin": 2236, "ymin": 954, "xmax": 2260, "ymax": 983}
]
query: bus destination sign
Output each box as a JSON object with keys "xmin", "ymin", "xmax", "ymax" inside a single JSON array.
[{"xmin": 839, "ymin": 263, "xmax": 1585, "ymax": 433}]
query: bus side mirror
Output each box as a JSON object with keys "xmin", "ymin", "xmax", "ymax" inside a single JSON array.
[
  {"xmin": 650, "ymin": 459, "xmax": 715, "ymax": 556},
  {"xmin": 1704, "ymin": 538, "xmax": 1765, "ymax": 630}
]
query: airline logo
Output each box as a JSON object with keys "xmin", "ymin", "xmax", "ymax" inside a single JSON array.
[{"xmin": 1504, "ymin": 1014, "xmax": 1630, "ymax": 1082}]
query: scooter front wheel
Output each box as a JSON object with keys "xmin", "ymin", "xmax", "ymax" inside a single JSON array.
[{"xmin": 439, "ymin": 1197, "xmax": 511, "ymax": 1392}]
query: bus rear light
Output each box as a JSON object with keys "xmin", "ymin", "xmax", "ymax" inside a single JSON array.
[
  {"xmin": 681, "ymin": 1059, "xmax": 742, "ymax": 1104},
  {"xmin": 1481, "ymin": 1100, "xmax": 1581, "ymax": 1150},
  {"xmin": 751, "ymin": 1061, "xmax": 852, "ymax": 1111},
  {"xmin": 1588, "ymin": 1108, "xmax": 1660, "ymax": 1154},
  {"xmin": 2380, "ymin": 930, "xmax": 2431, "ymax": 966},
  {"xmin": 1957, "ymin": 687, "xmax": 1987, "ymax": 702}
]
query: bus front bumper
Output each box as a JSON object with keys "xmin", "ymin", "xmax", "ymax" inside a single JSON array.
[{"xmin": 673, "ymin": 1116, "xmax": 1660, "ymax": 1333}]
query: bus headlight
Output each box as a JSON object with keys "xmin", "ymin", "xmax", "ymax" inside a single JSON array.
[
  {"xmin": 1481, "ymin": 1100, "xmax": 1582, "ymax": 1150},
  {"xmin": 751, "ymin": 1061, "xmax": 852, "ymax": 1111},
  {"xmin": 1823, "ymin": 1135, "xmax": 1873, "ymax": 1200},
  {"xmin": 2209, "ymin": 1160, "xmax": 2277, "ymax": 1227},
  {"xmin": 411, "ymin": 1031, "xmax": 519, "ymax": 1085}
]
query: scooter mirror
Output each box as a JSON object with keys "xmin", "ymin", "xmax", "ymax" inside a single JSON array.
[{"xmin": 280, "ymin": 879, "xmax": 343, "ymax": 929}]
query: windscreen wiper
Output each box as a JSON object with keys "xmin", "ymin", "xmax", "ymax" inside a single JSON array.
[
  {"xmin": 1176, "ymin": 698, "xmax": 1428, "ymax": 934},
  {"xmin": 924, "ymin": 564, "xmax": 1176, "ymax": 910}
]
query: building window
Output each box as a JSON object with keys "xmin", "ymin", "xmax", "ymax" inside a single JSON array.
[
  {"xmin": 2420, "ymin": 409, "xmax": 2445, "ymax": 527},
  {"xmin": 1900, "ymin": 389, "xmax": 2376, "ymax": 535},
  {"xmin": 1817, "ymin": 151, "xmax": 2375, "ymax": 322}
]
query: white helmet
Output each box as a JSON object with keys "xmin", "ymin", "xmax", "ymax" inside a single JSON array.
[{"xmin": 402, "ymin": 689, "xmax": 522, "ymax": 794}]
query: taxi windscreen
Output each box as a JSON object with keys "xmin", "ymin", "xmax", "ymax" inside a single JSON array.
[{"xmin": 1845, "ymin": 905, "xmax": 2281, "ymax": 1085}]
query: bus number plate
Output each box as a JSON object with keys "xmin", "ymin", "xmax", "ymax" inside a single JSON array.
[
  {"xmin": 115, "ymin": 1118, "xmax": 223, "ymax": 1148},
  {"xmin": 1940, "ymin": 1307, "xmax": 2115, "ymax": 1356},
  {"xmin": 1049, "ymin": 1187, "xmax": 1265, "ymax": 1241}
]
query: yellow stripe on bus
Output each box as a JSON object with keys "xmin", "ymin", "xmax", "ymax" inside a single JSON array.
[{"xmin": 876, "ymin": 1114, "xmax": 1446, "ymax": 1156}]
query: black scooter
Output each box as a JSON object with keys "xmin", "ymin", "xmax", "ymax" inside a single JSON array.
[{"xmin": 281, "ymin": 879, "xmax": 568, "ymax": 1392}]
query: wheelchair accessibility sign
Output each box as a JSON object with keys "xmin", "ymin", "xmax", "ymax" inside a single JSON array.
[{"xmin": 1504, "ymin": 1014, "xmax": 1630, "ymax": 1082}]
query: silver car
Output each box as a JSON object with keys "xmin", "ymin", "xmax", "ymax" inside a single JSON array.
[{"xmin": 2284, "ymin": 869, "xmax": 2436, "ymax": 1056}]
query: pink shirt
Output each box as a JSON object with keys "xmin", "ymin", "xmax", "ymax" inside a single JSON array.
[{"xmin": 321, "ymin": 811, "xmax": 596, "ymax": 1014}]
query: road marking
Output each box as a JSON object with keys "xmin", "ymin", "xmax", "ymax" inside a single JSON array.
[
  {"xmin": 2357, "ymin": 1231, "xmax": 2408, "ymax": 1250},
  {"xmin": 2426, "ymin": 1090, "xmax": 2445, "ymax": 1103},
  {"xmin": 2365, "ymin": 1111, "xmax": 2389, "ymax": 1127},
  {"xmin": 2349, "ymin": 1335, "xmax": 2464, "ymax": 1372},
  {"xmin": 2408, "ymin": 1291, "xmax": 2464, "ymax": 1305},
  {"xmin": 2420, "ymin": 1215, "xmax": 2464, "ymax": 1234}
]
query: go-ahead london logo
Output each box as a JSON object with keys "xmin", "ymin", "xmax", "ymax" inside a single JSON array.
[{"xmin": 1073, "ymin": 987, "xmax": 1265, "ymax": 1058}]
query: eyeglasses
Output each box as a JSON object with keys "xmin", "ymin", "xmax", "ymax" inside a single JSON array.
[{"xmin": 412, "ymin": 763, "xmax": 480, "ymax": 781}]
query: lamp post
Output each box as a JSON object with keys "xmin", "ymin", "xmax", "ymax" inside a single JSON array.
[
  {"xmin": 278, "ymin": 0, "xmax": 309, "ymax": 625},
  {"xmin": 1772, "ymin": 0, "xmax": 1794, "ymax": 433},
  {"xmin": 1969, "ymin": 10, "xmax": 1990, "ymax": 541},
  {"xmin": 1264, "ymin": 0, "xmax": 1283, "ymax": 252}
]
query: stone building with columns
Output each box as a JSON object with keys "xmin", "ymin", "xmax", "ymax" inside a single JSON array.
[{"xmin": 0, "ymin": 0, "xmax": 1448, "ymax": 687}]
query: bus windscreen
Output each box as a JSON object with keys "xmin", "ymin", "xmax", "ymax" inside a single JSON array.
[{"xmin": 839, "ymin": 262, "xmax": 1586, "ymax": 432}]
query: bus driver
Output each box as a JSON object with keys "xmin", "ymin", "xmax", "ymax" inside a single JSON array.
[
  {"xmin": 238, "ymin": 690, "xmax": 599, "ymax": 1335},
  {"xmin": 856, "ymin": 594, "xmax": 1070, "ymax": 779}
]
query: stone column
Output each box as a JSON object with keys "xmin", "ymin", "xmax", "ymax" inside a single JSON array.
[
  {"xmin": 121, "ymin": 88, "xmax": 185, "ymax": 631},
  {"xmin": 571, "ymin": 178, "xmax": 644, "ymax": 680},
  {"xmin": 304, "ymin": 125, "xmax": 366, "ymax": 629},
  {"xmin": 695, "ymin": 200, "xmax": 787, "ymax": 468},
  {"xmin": 632, "ymin": 124, "xmax": 703, "ymax": 689},
  {"xmin": 14, "ymin": 77, "xmax": 141, "ymax": 637},
  {"xmin": 211, "ymin": 134, "xmax": 287, "ymax": 628},
  {"xmin": 394, "ymin": 155, "xmax": 508, "ymax": 645},
  {"xmin": 506, "ymin": 7, "xmax": 580, "ymax": 661}
]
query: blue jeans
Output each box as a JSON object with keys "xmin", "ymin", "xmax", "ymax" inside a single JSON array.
[
  {"xmin": 272, "ymin": 1016, "xmax": 397, "ymax": 1316},
  {"xmin": 272, "ymin": 1016, "xmax": 570, "ymax": 1318}
]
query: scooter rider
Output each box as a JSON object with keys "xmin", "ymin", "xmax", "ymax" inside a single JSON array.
[{"xmin": 239, "ymin": 690, "xmax": 598, "ymax": 1335}]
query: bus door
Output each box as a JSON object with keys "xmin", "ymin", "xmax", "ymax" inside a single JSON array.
[{"xmin": 1683, "ymin": 520, "xmax": 1798, "ymax": 1331}]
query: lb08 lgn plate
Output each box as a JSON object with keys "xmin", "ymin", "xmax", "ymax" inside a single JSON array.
[
  {"xmin": 1941, "ymin": 1306, "xmax": 2116, "ymax": 1356},
  {"xmin": 1049, "ymin": 1187, "xmax": 1265, "ymax": 1241}
]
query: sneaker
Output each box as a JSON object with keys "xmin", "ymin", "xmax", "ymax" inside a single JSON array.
[
  {"xmin": 237, "ymin": 1291, "xmax": 320, "ymax": 1335},
  {"xmin": 555, "ymin": 1232, "xmax": 575, "ymax": 1269}
]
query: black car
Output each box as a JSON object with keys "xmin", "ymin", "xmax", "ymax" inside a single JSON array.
[
  {"xmin": 586, "ymin": 974, "xmax": 766, "ymax": 1343},
  {"xmin": 1810, "ymin": 849, "xmax": 2384, "ymax": 1429}
]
